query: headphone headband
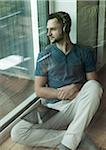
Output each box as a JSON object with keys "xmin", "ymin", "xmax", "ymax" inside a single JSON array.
[{"xmin": 48, "ymin": 11, "xmax": 71, "ymax": 33}]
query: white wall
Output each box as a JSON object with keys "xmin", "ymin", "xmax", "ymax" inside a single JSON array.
[{"xmin": 53, "ymin": 0, "xmax": 77, "ymax": 44}]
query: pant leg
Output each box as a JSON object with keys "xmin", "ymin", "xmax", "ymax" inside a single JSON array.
[
  {"xmin": 11, "ymin": 105, "xmax": 73, "ymax": 148},
  {"xmin": 11, "ymin": 119, "xmax": 66, "ymax": 148},
  {"xmin": 11, "ymin": 100, "xmax": 75, "ymax": 147},
  {"xmin": 11, "ymin": 80, "xmax": 103, "ymax": 149},
  {"xmin": 61, "ymin": 80, "xmax": 103, "ymax": 150}
]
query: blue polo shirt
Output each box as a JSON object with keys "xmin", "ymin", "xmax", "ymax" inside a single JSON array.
[{"xmin": 35, "ymin": 44, "xmax": 96, "ymax": 103}]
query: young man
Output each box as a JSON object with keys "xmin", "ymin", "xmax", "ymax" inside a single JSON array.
[{"xmin": 11, "ymin": 12, "xmax": 103, "ymax": 150}]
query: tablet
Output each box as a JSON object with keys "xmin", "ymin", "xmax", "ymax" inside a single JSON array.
[{"xmin": 21, "ymin": 105, "xmax": 59, "ymax": 124}]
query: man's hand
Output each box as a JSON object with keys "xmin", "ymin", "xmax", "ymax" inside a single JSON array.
[{"xmin": 57, "ymin": 84, "xmax": 81, "ymax": 100}]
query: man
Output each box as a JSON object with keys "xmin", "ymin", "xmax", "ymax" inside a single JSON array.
[{"xmin": 11, "ymin": 12, "xmax": 103, "ymax": 150}]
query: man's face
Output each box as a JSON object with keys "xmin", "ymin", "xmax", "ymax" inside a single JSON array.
[{"xmin": 47, "ymin": 18, "xmax": 64, "ymax": 43}]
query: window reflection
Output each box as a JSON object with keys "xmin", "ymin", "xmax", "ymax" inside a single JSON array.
[
  {"xmin": 77, "ymin": 1, "xmax": 99, "ymax": 48},
  {"xmin": 0, "ymin": 0, "xmax": 34, "ymax": 120},
  {"xmin": 37, "ymin": 0, "xmax": 49, "ymax": 51},
  {"xmin": 0, "ymin": 0, "xmax": 49, "ymax": 122},
  {"xmin": 0, "ymin": 0, "xmax": 34, "ymax": 78}
]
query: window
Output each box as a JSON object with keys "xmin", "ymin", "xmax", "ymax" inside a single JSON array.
[
  {"xmin": 0, "ymin": 0, "xmax": 35, "ymax": 123},
  {"xmin": 0, "ymin": 0, "xmax": 34, "ymax": 78},
  {"xmin": 77, "ymin": 1, "xmax": 106, "ymax": 69},
  {"xmin": 37, "ymin": 0, "xmax": 49, "ymax": 51},
  {"xmin": 0, "ymin": 0, "xmax": 49, "ymax": 131}
]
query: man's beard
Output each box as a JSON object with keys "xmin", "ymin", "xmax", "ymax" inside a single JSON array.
[
  {"xmin": 49, "ymin": 32, "xmax": 64, "ymax": 44},
  {"xmin": 49, "ymin": 35, "xmax": 64, "ymax": 44}
]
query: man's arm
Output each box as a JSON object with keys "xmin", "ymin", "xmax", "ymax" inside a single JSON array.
[
  {"xmin": 57, "ymin": 71, "xmax": 98, "ymax": 100},
  {"xmin": 35, "ymin": 72, "xmax": 98, "ymax": 101},
  {"xmin": 35, "ymin": 76, "xmax": 58, "ymax": 99},
  {"xmin": 35, "ymin": 76, "xmax": 81, "ymax": 101},
  {"xmin": 86, "ymin": 71, "xmax": 98, "ymax": 81},
  {"xmin": 57, "ymin": 84, "xmax": 81, "ymax": 100}
]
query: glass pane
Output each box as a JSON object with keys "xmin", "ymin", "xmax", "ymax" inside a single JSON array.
[
  {"xmin": 0, "ymin": 0, "xmax": 34, "ymax": 120},
  {"xmin": 37, "ymin": 0, "xmax": 49, "ymax": 51},
  {"xmin": 77, "ymin": 0, "xmax": 106, "ymax": 68},
  {"xmin": 77, "ymin": 1, "xmax": 99, "ymax": 48}
]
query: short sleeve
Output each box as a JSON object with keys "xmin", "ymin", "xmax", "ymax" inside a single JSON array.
[
  {"xmin": 35, "ymin": 53, "xmax": 48, "ymax": 76},
  {"xmin": 82, "ymin": 48, "xmax": 96, "ymax": 72}
]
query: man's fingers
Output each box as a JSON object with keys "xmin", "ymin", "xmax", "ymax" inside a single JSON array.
[{"xmin": 57, "ymin": 89, "xmax": 66, "ymax": 99}]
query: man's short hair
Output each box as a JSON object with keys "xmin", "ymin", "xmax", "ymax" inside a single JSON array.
[{"xmin": 48, "ymin": 11, "xmax": 71, "ymax": 34}]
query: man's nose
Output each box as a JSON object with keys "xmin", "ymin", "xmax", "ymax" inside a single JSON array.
[{"xmin": 47, "ymin": 29, "xmax": 51, "ymax": 36}]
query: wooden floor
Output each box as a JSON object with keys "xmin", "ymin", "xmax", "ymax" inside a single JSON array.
[
  {"xmin": 0, "ymin": 74, "xmax": 34, "ymax": 119},
  {"xmin": 0, "ymin": 65, "xmax": 106, "ymax": 150},
  {"xmin": 0, "ymin": 137, "xmax": 57, "ymax": 150}
]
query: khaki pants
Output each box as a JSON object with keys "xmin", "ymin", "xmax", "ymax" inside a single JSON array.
[{"xmin": 11, "ymin": 80, "xmax": 103, "ymax": 150}]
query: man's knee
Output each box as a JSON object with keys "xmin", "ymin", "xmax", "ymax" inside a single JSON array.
[
  {"xmin": 84, "ymin": 80, "xmax": 101, "ymax": 88},
  {"xmin": 11, "ymin": 123, "xmax": 21, "ymax": 143},
  {"xmin": 83, "ymin": 80, "xmax": 103, "ymax": 97},
  {"xmin": 11, "ymin": 120, "xmax": 30, "ymax": 143},
  {"xmin": 80, "ymin": 80, "xmax": 103, "ymax": 109}
]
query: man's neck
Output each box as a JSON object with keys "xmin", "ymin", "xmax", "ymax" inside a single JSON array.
[{"xmin": 56, "ymin": 36, "xmax": 72, "ymax": 54}]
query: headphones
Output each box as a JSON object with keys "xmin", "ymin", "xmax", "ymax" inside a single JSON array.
[
  {"xmin": 58, "ymin": 12, "xmax": 71, "ymax": 33},
  {"xmin": 48, "ymin": 11, "xmax": 71, "ymax": 33}
]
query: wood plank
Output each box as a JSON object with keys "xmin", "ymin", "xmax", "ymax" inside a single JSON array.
[
  {"xmin": 0, "ymin": 74, "xmax": 34, "ymax": 119},
  {"xmin": 0, "ymin": 137, "xmax": 57, "ymax": 150}
]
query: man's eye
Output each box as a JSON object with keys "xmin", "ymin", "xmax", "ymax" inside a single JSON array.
[{"xmin": 52, "ymin": 28, "xmax": 56, "ymax": 31}]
